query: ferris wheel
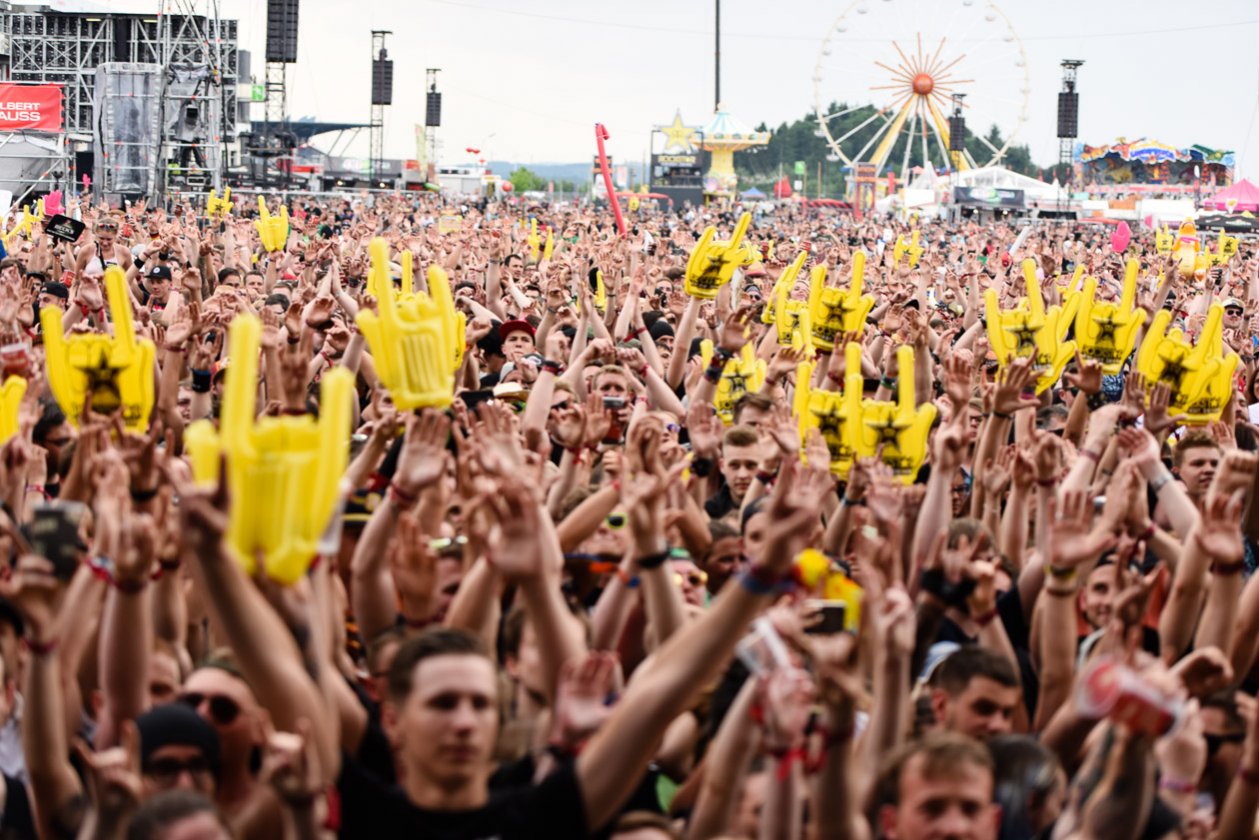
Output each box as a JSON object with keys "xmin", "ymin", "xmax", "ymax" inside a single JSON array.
[{"xmin": 811, "ymin": 0, "xmax": 1030, "ymax": 177}]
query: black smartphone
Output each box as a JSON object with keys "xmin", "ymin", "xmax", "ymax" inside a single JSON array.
[
  {"xmin": 458, "ymin": 389, "xmax": 497, "ymax": 414},
  {"xmin": 21, "ymin": 502, "xmax": 86, "ymax": 580},
  {"xmin": 805, "ymin": 599, "xmax": 847, "ymax": 635}
]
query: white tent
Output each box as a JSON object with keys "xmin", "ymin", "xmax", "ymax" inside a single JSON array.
[{"xmin": 952, "ymin": 166, "xmax": 1062, "ymax": 203}]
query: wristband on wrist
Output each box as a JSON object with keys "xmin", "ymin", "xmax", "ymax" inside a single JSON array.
[
  {"xmin": 541, "ymin": 359, "xmax": 562, "ymax": 376},
  {"xmin": 993, "ymin": 410, "xmax": 1012, "ymax": 420},
  {"xmin": 616, "ymin": 567, "xmax": 641, "ymax": 589},
  {"xmin": 1211, "ymin": 559, "xmax": 1246, "ymax": 576},
  {"xmin": 841, "ymin": 495, "xmax": 866, "ymax": 507},
  {"xmin": 22, "ymin": 637, "xmax": 58, "ymax": 656},
  {"xmin": 388, "ymin": 484, "xmax": 418, "ymax": 508},
  {"xmin": 130, "ymin": 486, "xmax": 159, "ymax": 503},
  {"xmin": 1157, "ymin": 776, "xmax": 1196, "ymax": 795},
  {"xmin": 113, "ymin": 575, "xmax": 149, "ymax": 594},
  {"xmin": 739, "ymin": 565, "xmax": 781, "ymax": 596},
  {"xmin": 755, "ymin": 469, "xmax": 777, "ymax": 486},
  {"xmin": 1080, "ymin": 448, "xmax": 1100, "ymax": 463},
  {"xmin": 973, "ymin": 607, "xmax": 998, "ymax": 627},
  {"xmin": 690, "ymin": 456, "xmax": 715, "ymax": 477},
  {"xmin": 1045, "ymin": 564, "xmax": 1078, "ymax": 582},
  {"xmin": 1036, "ymin": 477, "xmax": 1056, "ymax": 487},
  {"xmin": 636, "ymin": 549, "xmax": 671, "ymax": 569},
  {"xmin": 1136, "ymin": 523, "xmax": 1156, "ymax": 542},
  {"xmin": 1149, "ymin": 471, "xmax": 1172, "ymax": 493}
]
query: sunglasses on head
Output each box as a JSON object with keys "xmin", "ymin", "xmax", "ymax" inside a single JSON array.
[
  {"xmin": 97, "ymin": 222, "xmax": 118, "ymax": 233},
  {"xmin": 144, "ymin": 754, "xmax": 212, "ymax": 782},
  {"xmin": 178, "ymin": 692, "xmax": 241, "ymax": 726}
]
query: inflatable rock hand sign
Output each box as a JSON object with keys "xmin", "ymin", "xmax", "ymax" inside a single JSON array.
[
  {"xmin": 356, "ymin": 238, "xmax": 465, "ymax": 410},
  {"xmin": 855, "ymin": 345, "xmax": 937, "ymax": 484},
  {"xmin": 774, "ymin": 262, "xmax": 814, "ymax": 354},
  {"xmin": 892, "ymin": 230, "xmax": 923, "ymax": 268},
  {"xmin": 795, "ymin": 342, "xmax": 864, "ymax": 478},
  {"xmin": 762, "ymin": 251, "xmax": 807, "ymax": 326},
  {"xmin": 1074, "ymin": 259, "xmax": 1148, "ymax": 374},
  {"xmin": 701, "ymin": 340, "xmax": 766, "ymax": 425},
  {"xmin": 1212, "ymin": 229, "xmax": 1239, "ymax": 267},
  {"xmin": 184, "ymin": 315, "xmax": 353, "ymax": 584},
  {"xmin": 0, "ymin": 376, "xmax": 25, "ymax": 445},
  {"xmin": 5, "ymin": 201, "xmax": 43, "ymax": 245},
  {"xmin": 41, "ymin": 266, "xmax": 155, "ymax": 430},
  {"xmin": 255, "ymin": 196, "xmax": 289, "ymax": 253},
  {"xmin": 1136, "ymin": 303, "xmax": 1239, "ymax": 424},
  {"xmin": 528, "ymin": 218, "xmax": 541, "ymax": 262},
  {"xmin": 809, "ymin": 251, "xmax": 874, "ymax": 352},
  {"xmin": 984, "ymin": 258, "xmax": 1076, "ymax": 394},
  {"xmin": 1155, "ymin": 224, "xmax": 1175, "ymax": 255},
  {"xmin": 684, "ymin": 212, "xmax": 751, "ymax": 299},
  {"xmin": 206, "ymin": 187, "xmax": 235, "ymax": 219}
]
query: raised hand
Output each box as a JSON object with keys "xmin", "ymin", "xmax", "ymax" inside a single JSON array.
[
  {"xmin": 393, "ymin": 409, "xmax": 451, "ymax": 498},
  {"xmin": 550, "ymin": 652, "xmax": 617, "ymax": 751}
]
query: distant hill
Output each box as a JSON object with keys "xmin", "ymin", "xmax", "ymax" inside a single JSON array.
[{"xmin": 485, "ymin": 160, "xmax": 645, "ymax": 184}]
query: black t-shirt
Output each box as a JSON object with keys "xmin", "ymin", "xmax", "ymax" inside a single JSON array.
[{"xmin": 337, "ymin": 751, "xmax": 589, "ymax": 839}]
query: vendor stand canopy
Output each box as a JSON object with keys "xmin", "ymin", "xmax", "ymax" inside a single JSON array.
[{"xmin": 1205, "ymin": 179, "xmax": 1259, "ymax": 212}]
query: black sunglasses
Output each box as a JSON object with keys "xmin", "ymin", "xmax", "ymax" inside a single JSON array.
[
  {"xmin": 144, "ymin": 754, "xmax": 212, "ymax": 782},
  {"xmin": 178, "ymin": 692, "xmax": 241, "ymax": 726}
]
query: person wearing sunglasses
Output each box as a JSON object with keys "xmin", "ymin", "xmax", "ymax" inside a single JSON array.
[
  {"xmin": 176, "ymin": 661, "xmax": 268, "ymax": 827},
  {"xmin": 134, "ymin": 702, "xmax": 222, "ymax": 799},
  {"xmin": 76, "ymin": 217, "xmax": 134, "ymax": 279}
]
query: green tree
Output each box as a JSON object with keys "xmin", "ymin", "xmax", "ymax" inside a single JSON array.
[
  {"xmin": 509, "ymin": 167, "xmax": 547, "ymax": 193},
  {"xmin": 734, "ymin": 104, "xmax": 1050, "ymax": 197}
]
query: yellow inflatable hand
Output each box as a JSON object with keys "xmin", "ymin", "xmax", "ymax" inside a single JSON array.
[
  {"xmin": 795, "ymin": 342, "xmax": 864, "ymax": 478},
  {"xmin": 0, "ymin": 376, "xmax": 25, "ymax": 445},
  {"xmin": 543, "ymin": 227, "xmax": 555, "ymax": 261},
  {"xmin": 1136, "ymin": 304, "xmax": 1239, "ymax": 424},
  {"xmin": 206, "ymin": 187, "xmax": 235, "ymax": 220},
  {"xmin": 4, "ymin": 203, "xmax": 41, "ymax": 245},
  {"xmin": 684, "ymin": 212, "xmax": 751, "ymax": 299},
  {"xmin": 774, "ymin": 271, "xmax": 813, "ymax": 355},
  {"xmin": 184, "ymin": 315, "xmax": 353, "ymax": 584},
  {"xmin": 984, "ymin": 258, "xmax": 1076, "ymax": 394},
  {"xmin": 855, "ymin": 345, "xmax": 937, "ymax": 484},
  {"xmin": 809, "ymin": 252, "xmax": 874, "ymax": 352},
  {"xmin": 1212, "ymin": 229, "xmax": 1239, "ymax": 267},
  {"xmin": 707, "ymin": 341, "xmax": 766, "ymax": 425},
  {"xmin": 594, "ymin": 269, "xmax": 607, "ymax": 313},
  {"xmin": 41, "ymin": 266, "xmax": 155, "ymax": 430},
  {"xmin": 356, "ymin": 238, "xmax": 464, "ymax": 410},
  {"xmin": 527, "ymin": 219, "xmax": 540, "ymax": 262},
  {"xmin": 761, "ymin": 251, "xmax": 807, "ymax": 325},
  {"xmin": 1155, "ymin": 223, "xmax": 1175, "ymax": 255},
  {"xmin": 1073, "ymin": 258, "xmax": 1148, "ymax": 374},
  {"xmin": 892, "ymin": 230, "xmax": 923, "ymax": 268},
  {"xmin": 255, "ymin": 197, "xmax": 289, "ymax": 253}
]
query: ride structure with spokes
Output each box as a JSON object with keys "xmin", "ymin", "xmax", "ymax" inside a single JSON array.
[{"xmin": 812, "ymin": 0, "xmax": 1029, "ymax": 179}]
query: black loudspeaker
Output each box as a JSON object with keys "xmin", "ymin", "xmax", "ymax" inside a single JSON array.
[
  {"xmin": 265, "ymin": 0, "xmax": 299, "ymax": 63},
  {"xmin": 371, "ymin": 59, "xmax": 393, "ymax": 106},
  {"xmin": 425, "ymin": 91, "xmax": 441, "ymax": 127},
  {"xmin": 1057, "ymin": 92, "xmax": 1078, "ymax": 138},
  {"xmin": 948, "ymin": 116, "xmax": 965, "ymax": 152}
]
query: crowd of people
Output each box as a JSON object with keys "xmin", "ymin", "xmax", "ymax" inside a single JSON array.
[{"xmin": 0, "ymin": 188, "xmax": 1253, "ymax": 840}]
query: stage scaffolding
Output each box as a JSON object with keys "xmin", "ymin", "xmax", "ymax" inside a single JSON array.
[{"xmin": 0, "ymin": 1, "xmax": 239, "ymax": 198}]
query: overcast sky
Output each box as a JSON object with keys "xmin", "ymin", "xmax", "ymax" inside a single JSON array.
[{"xmin": 206, "ymin": 0, "xmax": 1259, "ymax": 176}]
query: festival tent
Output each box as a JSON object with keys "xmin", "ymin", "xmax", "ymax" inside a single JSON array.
[
  {"xmin": 741, "ymin": 187, "xmax": 766, "ymax": 198},
  {"xmin": 1205, "ymin": 179, "xmax": 1259, "ymax": 212}
]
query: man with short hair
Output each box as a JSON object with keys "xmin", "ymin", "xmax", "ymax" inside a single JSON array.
[
  {"xmin": 876, "ymin": 733, "xmax": 1000, "ymax": 840},
  {"xmin": 1172, "ymin": 430, "xmax": 1220, "ymax": 506},
  {"xmin": 929, "ymin": 646, "xmax": 1020, "ymax": 740},
  {"xmin": 705, "ymin": 425, "xmax": 762, "ymax": 522}
]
